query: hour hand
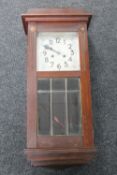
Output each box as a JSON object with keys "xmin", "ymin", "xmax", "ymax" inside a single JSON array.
[
  {"xmin": 44, "ymin": 45, "xmax": 60, "ymax": 55},
  {"xmin": 44, "ymin": 45, "xmax": 51, "ymax": 50}
]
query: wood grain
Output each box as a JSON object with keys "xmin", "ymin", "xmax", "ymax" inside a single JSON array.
[
  {"xmin": 26, "ymin": 22, "xmax": 37, "ymax": 148},
  {"xmin": 22, "ymin": 8, "xmax": 96, "ymax": 166}
]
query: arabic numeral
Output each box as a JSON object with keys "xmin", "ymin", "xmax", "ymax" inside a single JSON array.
[
  {"xmin": 63, "ymin": 39, "xmax": 66, "ymax": 44},
  {"xmin": 57, "ymin": 64, "xmax": 61, "ymax": 70},
  {"xmin": 56, "ymin": 37, "xmax": 60, "ymax": 43},
  {"xmin": 50, "ymin": 61, "xmax": 54, "ymax": 67},
  {"xmin": 49, "ymin": 40, "xmax": 53, "ymax": 45},
  {"xmin": 43, "ymin": 50, "xmax": 47, "ymax": 56},
  {"xmin": 64, "ymin": 61, "xmax": 68, "ymax": 67},
  {"xmin": 68, "ymin": 44, "xmax": 72, "ymax": 49},
  {"xmin": 68, "ymin": 57, "xmax": 72, "ymax": 61},
  {"xmin": 71, "ymin": 50, "xmax": 74, "ymax": 55},
  {"xmin": 45, "ymin": 57, "xmax": 49, "ymax": 62}
]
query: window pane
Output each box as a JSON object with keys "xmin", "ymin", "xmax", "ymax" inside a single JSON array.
[
  {"xmin": 38, "ymin": 92, "xmax": 50, "ymax": 135},
  {"xmin": 67, "ymin": 78, "xmax": 80, "ymax": 90},
  {"xmin": 52, "ymin": 79, "xmax": 65, "ymax": 90},
  {"xmin": 37, "ymin": 79, "xmax": 49, "ymax": 90},
  {"xmin": 37, "ymin": 78, "xmax": 82, "ymax": 136},
  {"xmin": 68, "ymin": 92, "xmax": 81, "ymax": 135},
  {"xmin": 52, "ymin": 92, "xmax": 66, "ymax": 135}
]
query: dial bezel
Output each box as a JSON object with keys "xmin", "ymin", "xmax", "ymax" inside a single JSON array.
[{"xmin": 36, "ymin": 32, "xmax": 80, "ymax": 72}]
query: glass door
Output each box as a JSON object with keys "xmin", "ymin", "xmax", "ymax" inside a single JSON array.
[{"xmin": 37, "ymin": 78, "xmax": 82, "ymax": 136}]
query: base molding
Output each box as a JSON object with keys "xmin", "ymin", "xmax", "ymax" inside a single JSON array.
[{"xmin": 25, "ymin": 147, "xmax": 96, "ymax": 166}]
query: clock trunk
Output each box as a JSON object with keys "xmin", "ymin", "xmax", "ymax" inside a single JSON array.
[{"xmin": 22, "ymin": 8, "xmax": 96, "ymax": 166}]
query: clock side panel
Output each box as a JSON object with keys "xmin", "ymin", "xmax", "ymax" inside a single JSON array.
[
  {"xmin": 26, "ymin": 22, "xmax": 37, "ymax": 148},
  {"xmin": 84, "ymin": 24, "xmax": 95, "ymax": 147},
  {"xmin": 79, "ymin": 24, "xmax": 95, "ymax": 148}
]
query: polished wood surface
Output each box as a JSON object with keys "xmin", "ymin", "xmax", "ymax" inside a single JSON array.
[
  {"xmin": 37, "ymin": 136, "xmax": 82, "ymax": 148},
  {"xmin": 22, "ymin": 8, "xmax": 96, "ymax": 166},
  {"xmin": 25, "ymin": 147, "xmax": 96, "ymax": 166},
  {"xmin": 26, "ymin": 22, "xmax": 37, "ymax": 148},
  {"xmin": 22, "ymin": 8, "xmax": 92, "ymax": 34},
  {"xmin": 37, "ymin": 71, "xmax": 81, "ymax": 78}
]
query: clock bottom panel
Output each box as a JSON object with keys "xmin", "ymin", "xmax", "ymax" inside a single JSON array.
[
  {"xmin": 25, "ymin": 147, "xmax": 96, "ymax": 166},
  {"xmin": 37, "ymin": 78, "xmax": 82, "ymax": 136}
]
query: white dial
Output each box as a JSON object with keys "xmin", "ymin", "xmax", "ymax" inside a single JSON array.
[{"xmin": 37, "ymin": 32, "xmax": 80, "ymax": 71}]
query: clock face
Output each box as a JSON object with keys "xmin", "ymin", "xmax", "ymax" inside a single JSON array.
[{"xmin": 36, "ymin": 32, "xmax": 80, "ymax": 71}]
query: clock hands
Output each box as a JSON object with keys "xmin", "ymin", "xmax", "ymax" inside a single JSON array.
[
  {"xmin": 44, "ymin": 45, "xmax": 61, "ymax": 55},
  {"xmin": 43, "ymin": 45, "xmax": 67, "ymax": 58}
]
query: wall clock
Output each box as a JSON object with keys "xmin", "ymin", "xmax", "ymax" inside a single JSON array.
[{"xmin": 22, "ymin": 8, "xmax": 96, "ymax": 166}]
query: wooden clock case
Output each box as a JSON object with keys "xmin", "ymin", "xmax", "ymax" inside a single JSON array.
[{"xmin": 22, "ymin": 8, "xmax": 96, "ymax": 166}]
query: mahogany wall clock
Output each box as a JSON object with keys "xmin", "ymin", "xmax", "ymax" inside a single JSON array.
[{"xmin": 21, "ymin": 8, "xmax": 96, "ymax": 166}]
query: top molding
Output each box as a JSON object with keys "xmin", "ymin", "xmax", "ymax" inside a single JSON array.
[{"xmin": 22, "ymin": 8, "xmax": 92, "ymax": 34}]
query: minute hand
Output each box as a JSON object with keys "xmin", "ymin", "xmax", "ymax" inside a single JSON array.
[{"xmin": 44, "ymin": 45, "xmax": 61, "ymax": 55}]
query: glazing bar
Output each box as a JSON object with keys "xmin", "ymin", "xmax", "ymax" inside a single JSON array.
[
  {"xmin": 65, "ymin": 78, "xmax": 69, "ymax": 135},
  {"xmin": 50, "ymin": 79, "xmax": 53, "ymax": 135}
]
